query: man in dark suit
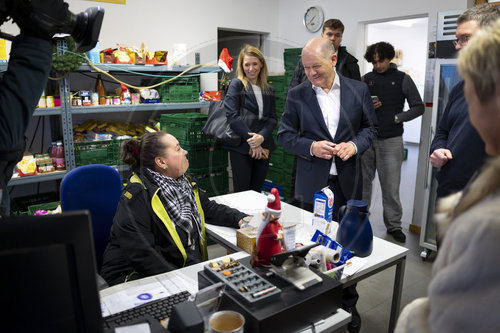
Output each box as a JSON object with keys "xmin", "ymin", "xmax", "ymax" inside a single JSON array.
[
  {"xmin": 277, "ymin": 38, "xmax": 377, "ymax": 333},
  {"xmin": 278, "ymin": 37, "xmax": 377, "ymax": 219}
]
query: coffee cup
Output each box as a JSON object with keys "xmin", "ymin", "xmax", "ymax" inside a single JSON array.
[{"xmin": 208, "ymin": 310, "xmax": 245, "ymax": 333}]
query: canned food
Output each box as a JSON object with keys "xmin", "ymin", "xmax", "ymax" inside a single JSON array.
[
  {"xmin": 37, "ymin": 96, "xmax": 46, "ymax": 108},
  {"xmin": 91, "ymin": 92, "xmax": 99, "ymax": 106},
  {"xmin": 112, "ymin": 96, "xmax": 121, "ymax": 105},
  {"xmin": 105, "ymin": 96, "xmax": 112, "ymax": 105},
  {"xmin": 46, "ymin": 96, "xmax": 54, "ymax": 108},
  {"xmin": 72, "ymin": 97, "xmax": 82, "ymax": 106}
]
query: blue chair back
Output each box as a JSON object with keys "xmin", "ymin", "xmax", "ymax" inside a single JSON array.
[{"xmin": 60, "ymin": 164, "xmax": 122, "ymax": 271}]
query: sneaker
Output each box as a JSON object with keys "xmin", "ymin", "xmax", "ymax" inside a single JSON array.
[{"xmin": 389, "ymin": 229, "xmax": 406, "ymax": 243}]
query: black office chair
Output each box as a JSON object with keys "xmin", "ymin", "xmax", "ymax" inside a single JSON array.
[{"xmin": 60, "ymin": 164, "xmax": 122, "ymax": 271}]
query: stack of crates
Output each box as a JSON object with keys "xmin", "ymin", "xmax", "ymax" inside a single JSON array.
[
  {"xmin": 263, "ymin": 48, "xmax": 303, "ymax": 201},
  {"xmin": 283, "ymin": 48, "xmax": 302, "ymax": 88},
  {"xmin": 158, "ymin": 77, "xmax": 200, "ymax": 103},
  {"xmin": 160, "ymin": 113, "xmax": 229, "ymax": 197},
  {"xmin": 267, "ymin": 75, "xmax": 295, "ymax": 201}
]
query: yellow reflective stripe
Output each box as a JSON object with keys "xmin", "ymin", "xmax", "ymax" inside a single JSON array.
[
  {"xmin": 193, "ymin": 185, "xmax": 208, "ymax": 261},
  {"xmin": 130, "ymin": 173, "xmax": 146, "ymax": 188},
  {"xmin": 151, "ymin": 188, "xmax": 187, "ymax": 266},
  {"xmin": 124, "ymin": 191, "xmax": 132, "ymax": 199}
]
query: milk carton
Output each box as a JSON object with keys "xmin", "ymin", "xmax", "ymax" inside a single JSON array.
[{"xmin": 312, "ymin": 187, "xmax": 334, "ymax": 234}]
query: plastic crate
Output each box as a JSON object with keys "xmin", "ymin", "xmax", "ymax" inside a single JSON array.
[
  {"xmin": 112, "ymin": 138, "xmax": 129, "ymax": 165},
  {"xmin": 283, "ymin": 151, "xmax": 295, "ymax": 168},
  {"xmin": 159, "ymin": 77, "xmax": 200, "ymax": 103},
  {"xmin": 28, "ymin": 201, "xmax": 60, "ymax": 215},
  {"xmin": 160, "ymin": 113, "xmax": 213, "ymax": 145},
  {"xmin": 192, "ymin": 167, "xmax": 229, "ymax": 197},
  {"xmin": 265, "ymin": 166, "xmax": 284, "ymax": 185},
  {"xmin": 267, "ymin": 76, "xmax": 287, "ymax": 94},
  {"xmin": 11, "ymin": 192, "xmax": 58, "ymax": 216},
  {"xmin": 74, "ymin": 140, "xmax": 116, "ymax": 167},
  {"xmin": 262, "ymin": 181, "xmax": 285, "ymax": 201},
  {"xmin": 269, "ymin": 147, "xmax": 284, "ymax": 168},
  {"xmin": 184, "ymin": 143, "xmax": 228, "ymax": 171}
]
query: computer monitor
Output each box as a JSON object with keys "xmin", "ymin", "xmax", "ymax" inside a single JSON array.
[{"xmin": 0, "ymin": 211, "xmax": 105, "ymax": 333}]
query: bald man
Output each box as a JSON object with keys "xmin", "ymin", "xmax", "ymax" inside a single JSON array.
[
  {"xmin": 277, "ymin": 39, "xmax": 377, "ymax": 332},
  {"xmin": 278, "ymin": 37, "xmax": 377, "ymax": 219}
]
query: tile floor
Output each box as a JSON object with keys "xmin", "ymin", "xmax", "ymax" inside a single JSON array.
[{"xmin": 208, "ymin": 144, "xmax": 435, "ymax": 333}]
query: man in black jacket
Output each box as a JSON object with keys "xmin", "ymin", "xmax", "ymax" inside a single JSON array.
[
  {"xmin": 288, "ymin": 18, "xmax": 361, "ymax": 89},
  {"xmin": 362, "ymin": 42, "xmax": 424, "ymax": 243}
]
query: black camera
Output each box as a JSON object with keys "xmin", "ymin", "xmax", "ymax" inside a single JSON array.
[{"xmin": 0, "ymin": 0, "xmax": 104, "ymax": 52}]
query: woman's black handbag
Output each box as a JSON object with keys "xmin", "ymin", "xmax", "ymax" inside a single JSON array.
[{"xmin": 203, "ymin": 100, "xmax": 242, "ymax": 146}]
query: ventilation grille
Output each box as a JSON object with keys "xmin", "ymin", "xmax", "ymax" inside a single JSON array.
[{"xmin": 437, "ymin": 10, "xmax": 462, "ymax": 41}]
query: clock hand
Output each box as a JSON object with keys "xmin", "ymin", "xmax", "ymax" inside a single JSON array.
[{"xmin": 308, "ymin": 15, "xmax": 316, "ymax": 24}]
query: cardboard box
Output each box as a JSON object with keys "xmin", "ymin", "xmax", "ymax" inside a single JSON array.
[
  {"xmin": 236, "ymin": 226, "xmax": 257, "ymax": 254},
  {"xmin": 313, "ymin": 187, "xmax": 334, "ymax": 222}
]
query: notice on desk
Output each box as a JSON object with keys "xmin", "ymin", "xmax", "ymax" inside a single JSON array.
[
  {"xmin": 101, "ymin": 276, "xmax": 192, "ymax": 317},
  {"xmin": 342, "ymin": 257, "xmax": 367, "ymax": 277}
]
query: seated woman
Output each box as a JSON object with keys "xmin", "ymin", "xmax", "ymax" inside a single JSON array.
[{"xmin": 101, "ymin": 131, "xmax": 247, "ymax": 286}]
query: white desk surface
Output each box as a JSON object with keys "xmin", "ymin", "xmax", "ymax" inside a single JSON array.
[
  {"xmin": 208, "ymin": 190, "xmax": 409, "ymax": 284},
  {"xmin": 100, "ymin": 250, "xmax": 351, "ymax": 332}
]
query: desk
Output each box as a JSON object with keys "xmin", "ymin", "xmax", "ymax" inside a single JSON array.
[
  {"xmin": 100, "ymin": 251, "xmax": 351, "ymax": 332},
  {"xmin": 207, "ymin": 190, "xmax": 409, "ymax": 333}
]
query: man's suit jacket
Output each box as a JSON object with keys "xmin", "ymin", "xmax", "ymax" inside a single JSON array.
[
  {"xmin": 223, "ymin": 78, "xmax": 277, "ymax": 155},
  {"xmin": 277, "ymin": 76, "xmax": 378, "ymax": 204}
]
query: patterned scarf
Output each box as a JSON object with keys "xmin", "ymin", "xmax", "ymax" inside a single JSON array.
[{"xmin": 147, "ymin": 169, "xmax": 202, "ymax": 249}]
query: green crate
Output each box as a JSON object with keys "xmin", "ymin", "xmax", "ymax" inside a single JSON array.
[
  {"xmin": 112, "ymin": 138, "xmax": 128, "ymax": 165},
  {"xmin": 284, "ymin": 48, "xmax": 302, "ymax": 67},
  {"xmin": 159, "ymin": 77, "xmax": 200, "ymax": 103},
  {"xmin": 28, "ymin": 201, "xmax": 60, "ymax": 215},
  {"xmin": 11, "ymin": 192, "xmax": 59, "ymax": 216},
  {"xmin": 192, "ymin": 167, "xmax": 229, "ymax": 197},
  {"xmin": 160, "ymin": 113, "xmax": 213, "ymax": 145},
  {"xmin": 283, "ymin": 151, "xmax": 295, "ymax": 168},
  {"xmin": 184, "ymin": 143, "xmax": 228, "ymax": 171},
  {"xmin": 267, "ymin": 75, "xmax": 287, "ymax": 94},
  {"xmin": 269, "ymin": 147, "xmax": 284, "ymax": 168},
  {"xmin": 74, "ymin": 140, "xmax": 116, "ymax": 167},
  {"xmin": 265, "ymin": 166, "xmax": 284, "ymax": 185}
]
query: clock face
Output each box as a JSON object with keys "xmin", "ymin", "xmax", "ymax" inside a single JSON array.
[{"xmin": 304, "ymin": 6, "xmax": 324, "ymax": 33}]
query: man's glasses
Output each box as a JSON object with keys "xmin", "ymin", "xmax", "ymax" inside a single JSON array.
[{"xmin": 453, "ymin": 34, "xmax": 471, "ymax": 47}]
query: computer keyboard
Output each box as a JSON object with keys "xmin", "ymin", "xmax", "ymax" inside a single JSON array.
[{"xmin": 103, "ymin": 290, "xmax": 191, "ymax": 329}]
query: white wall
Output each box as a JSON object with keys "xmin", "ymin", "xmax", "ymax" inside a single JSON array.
[
  {"xmin": 277, "ymin": 0, "xmax": 471, "ymax": 68},
  {"xmin": 64, "ymin": 0, "xmax": 280, "ymax": 68},
  {"xmin": 2, "ymin": 0, "xmax": 471, "ymax": 71}
]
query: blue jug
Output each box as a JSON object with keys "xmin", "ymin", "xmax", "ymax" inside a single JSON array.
[{"xmin": 335, "ymin": 200, "xmax": 373, "ymax": 257}]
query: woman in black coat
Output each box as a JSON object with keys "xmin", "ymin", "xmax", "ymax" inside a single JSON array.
[
  {"xmin": 223, "ymin": 44, "xmax": 277, "ymax": 192},
  {"xmin": 101, "ymin": 131, "xmax": 247, "ymax": 286}
]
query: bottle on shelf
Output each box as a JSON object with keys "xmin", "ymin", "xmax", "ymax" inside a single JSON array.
[
  {"xmin": 48, "ymin": 141, "xmax": 57, "ymax": 165},
  {"xmin": 54, "ymin": 140, "xmax": 66, "ymax": 171},
  {"xmin": 95, "ymin": 74, "xmax": 106, "ymax": 105}
]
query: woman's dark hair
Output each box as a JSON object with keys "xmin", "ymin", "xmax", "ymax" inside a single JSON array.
[
  {"xmin": 121, "ymin": 131, "xmax": 167, "ymax": 170},
  {"xmin": 364, "ymin": 42, "xmax": 395, "ymax": 63}
]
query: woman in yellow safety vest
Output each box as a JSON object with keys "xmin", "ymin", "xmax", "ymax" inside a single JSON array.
[{"xmin": 101, "ymin": 131, "xmax": 247, "ymax": 286}]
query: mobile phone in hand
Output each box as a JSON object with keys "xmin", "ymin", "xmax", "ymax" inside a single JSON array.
[{"xmin": 371, "ymin": 96, "xmax": 379, "ymax": 103}]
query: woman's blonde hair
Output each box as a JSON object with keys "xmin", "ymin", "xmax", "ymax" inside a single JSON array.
[{"xmin": 236, "ymin": 44, "xmax": 269, "ymax": 92}]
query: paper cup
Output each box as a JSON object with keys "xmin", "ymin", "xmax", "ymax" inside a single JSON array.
[{"xmin": 209, "ymin": 310, "xmax": 245, "ymax": 333}]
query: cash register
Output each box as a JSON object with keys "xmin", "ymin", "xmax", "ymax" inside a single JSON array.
[{"xmin": 198, "ymin": 244, "xmax": 343, "ymax": 332}]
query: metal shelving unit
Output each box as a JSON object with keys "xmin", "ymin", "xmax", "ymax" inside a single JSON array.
[
  {"xmin": 68, "ymin": 102, "xmax": 209, "ymax": 114},
  {"xmin": 7, "ymin": 53, "xmax": 219, "ymax": 187}
]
